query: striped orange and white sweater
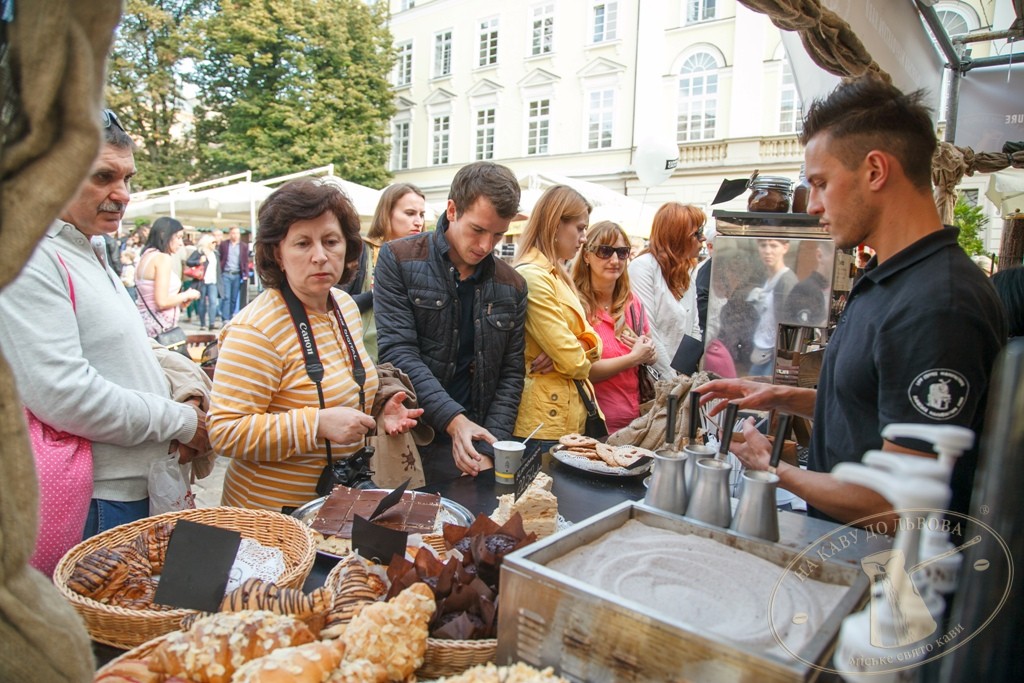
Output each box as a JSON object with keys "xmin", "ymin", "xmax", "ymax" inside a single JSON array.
[{"xmin": 209, "ymin": 287, "xmax": 379, "ymax": 511}]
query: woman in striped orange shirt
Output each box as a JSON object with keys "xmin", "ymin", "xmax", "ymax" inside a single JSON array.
[{"xmin": 208, "ymin": 180, "xmax": 423, "ymax": 511}]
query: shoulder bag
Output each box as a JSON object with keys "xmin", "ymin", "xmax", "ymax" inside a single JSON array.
[
  {"xmin": 27, "ymin": 253, "xmax": 93, "ymax": 576},
  {"xmin": 280, "ymin": 283, "xmax": 376, "ymax": 496},
  {"xmin": 137, "ymin": 276, "xmax": 190, "ymax": 358},
  {"xmin": 629, "ymin": 299, "xmax": 660, "ymax": 405},
  {"xmin": 573, "ymin": 379, "xmax": 608, "ymax": 439}
]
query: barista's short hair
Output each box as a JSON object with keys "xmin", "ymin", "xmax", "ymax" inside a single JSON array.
[{"xmin": 800, "ymin": 76, "xmax": 936, "ymax": 191}]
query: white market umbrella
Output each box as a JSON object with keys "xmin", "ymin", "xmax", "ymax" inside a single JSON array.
[{"xmin": 986, "ymin": 169, "xmax": 1024, "ymax": 217}]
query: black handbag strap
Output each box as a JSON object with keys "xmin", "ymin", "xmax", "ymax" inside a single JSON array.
[
  {"xmin": 280, "ymin": 282, "xmax": 366, "ymax": 471},
  {"xmin": 137, "ymin": 283, "xmax": 173, "ymax": 333},
  {"xmin": 573, "ymin": 379, "xmax": 600, "ymax": 418}
]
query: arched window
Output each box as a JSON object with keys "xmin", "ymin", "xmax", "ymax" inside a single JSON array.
[
  {"xmin": 677, "ymin": 51, "xmax": 719, "ymax": 142},
  {"xmin": 933, "ymin": 2, "xmax": 980, "ymax": 121},
  {"xmin": 778, "ymin": 56, "xmax": 803, "ymax": 134}
]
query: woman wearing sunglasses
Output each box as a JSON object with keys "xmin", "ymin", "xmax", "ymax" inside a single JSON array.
[
  {"xmin": 628, "ymin": 203, "xmax": 707, "ymax": 378},
  {"xmin": 572, "ymin": 221, "xmax": 657, "ymax": 432},
  {"xmin": 512, "ymin": 185, "xmax": 601, "ymax": 450}
]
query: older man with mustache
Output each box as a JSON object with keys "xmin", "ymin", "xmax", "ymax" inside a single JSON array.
[{"xmin": 0, "ymin": 111, "xmax": 210, "ymax": 548}]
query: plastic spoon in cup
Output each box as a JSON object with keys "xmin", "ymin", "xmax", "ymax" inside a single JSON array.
[
  {"xmin": 769, "ymin": 414, "xmax": 792, "ymax": 470},
  {"xmin": 717, "ymin": 403, "xmax": 740, "ymax": 461},
  {"xmin": 521, "ymin": 422, "xmax": 544, "ymax": 447}
]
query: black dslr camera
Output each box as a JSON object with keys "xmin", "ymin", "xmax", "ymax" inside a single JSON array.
[{"xmin": 316, "ymin": 445, "xmax": 376, "ymax": 496}]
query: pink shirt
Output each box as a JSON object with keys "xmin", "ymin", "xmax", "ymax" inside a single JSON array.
[{"xmin": 592, "ymin": 294, "xmax": 650, "ymax": 433}]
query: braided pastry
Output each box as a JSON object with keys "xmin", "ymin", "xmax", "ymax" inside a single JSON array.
[
  {"xmin": 131, "ymin": 520, "xmax": 175, "ymax": 573},
  {"xmin": 149, "ymin": 610, "xmax": 315, "ymax": 683},
  {"xmin": 321, "ymin": 556, "xmax": 379, "ymax": 639},
  {"xmin": 106, "ymin": 575, "xmax": 160, "ymax": 610},
  {"xmin": 231, "ymin": 639, "xmax": 345, "ymax": 683},
  {"xmin": 219, "ymin": 578, "xmax": 333, "ymax": 633},
  {"xmin": 67, "ymin": 546, "xmax": 141, "ymax": 601}
]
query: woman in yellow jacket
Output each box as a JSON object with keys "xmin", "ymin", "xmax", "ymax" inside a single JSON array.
[{"xmin": 513, "ymin": 185, "xmax": 602, "ymax": 450}]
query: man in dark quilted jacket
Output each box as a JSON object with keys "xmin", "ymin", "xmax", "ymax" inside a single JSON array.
[{"xmin": 375, "ymin": 162, "xmax": 528, "ymax": 483}]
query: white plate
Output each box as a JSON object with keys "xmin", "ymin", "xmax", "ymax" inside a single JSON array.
[{"xmin": 550, "ymin": 446, "xmax": 653, "ymax": 477}]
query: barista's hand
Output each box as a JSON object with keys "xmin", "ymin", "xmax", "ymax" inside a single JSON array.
[
  {"xmin": 699, "ymin": 378, "xmax": 785, "ymax": 417},
  {"xmin": 317, "ymin": 406, "xmax": 376, "ymax": 446},
  {"xmin": 628, "ymin": 335, "xmax": 657, "ymax": 366},
  {"xmin": 446, "ymin": 414, "xmax": 495, "ymax": 476},
  {"xmin": 530, "ymin": 352, "xmax": 554, "ymax": 375},
  {"xmin": 379, "ymin": 391, "xmax": 425, "ymax": 435},
  {"xmin": 730, "ymin": 416, "xmax": 773, "ymax": 472}
]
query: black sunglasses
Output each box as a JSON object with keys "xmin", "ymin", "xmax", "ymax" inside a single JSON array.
[
  {"xmin": 591, "ymin": 245, "xmax": 631, "ymax": 260},
  {"xmin": 102, "ymin": 109, "xmax": 125, "ymax": 132}
]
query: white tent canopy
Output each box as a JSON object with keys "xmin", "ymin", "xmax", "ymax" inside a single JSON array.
[
  {"xmin": 124, "ymin": 166, "xmax": 384, "ymax": 230},
  {"xmin": 987, "ymin": 169, "xmax": 1024, "ymax": 218},
  {"xmin": 517, "ymin": 171, "xmax": 660, "ymax": 237}
]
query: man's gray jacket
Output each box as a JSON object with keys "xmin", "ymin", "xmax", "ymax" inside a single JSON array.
[{"xmin": 374, "ymin": 221, "xmax": 527, "ymax": 441}]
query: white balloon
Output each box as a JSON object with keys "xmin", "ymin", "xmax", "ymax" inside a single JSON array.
[{"xmin": 635, "ymin": 137, "xmax": 680, "ymax": 188}]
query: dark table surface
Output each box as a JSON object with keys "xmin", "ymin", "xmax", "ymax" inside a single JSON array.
[{"xmin": 302, "ymin": 448, "xmax": 648, "ymax": 591}]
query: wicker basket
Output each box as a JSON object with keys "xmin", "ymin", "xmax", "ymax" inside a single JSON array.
[
  {"xmin": 54, "ymin": 506, "xmax": 316, "ymax": 649},
  {"xmin": 419, "ymin": 637, "xmax": 497, "ymax": 679},
  {"xmin": 93, "ymin": 634, "xmax": 167, "ymax": 678}
]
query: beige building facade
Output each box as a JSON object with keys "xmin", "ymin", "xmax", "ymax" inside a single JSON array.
[{"xmin": 386, "ymin": 0, "xmax": 1011, "ymax": 249}]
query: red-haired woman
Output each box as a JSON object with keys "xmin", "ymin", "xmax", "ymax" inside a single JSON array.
[{"xmin": 627, "ymin": 203, "xmax": 706, "ymax": 378}]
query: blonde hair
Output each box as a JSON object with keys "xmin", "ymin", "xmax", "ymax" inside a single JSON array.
[
  {"xmin": 571, "ymin": 221, "xmax": 634, "ymax": 334},
  {"xmin": 196, "ymin": 234, "xmax": 215, "ymax": 252},
  {"xmin": 514, "ymin": 185, "xmax": 591, "ymax": 289}
]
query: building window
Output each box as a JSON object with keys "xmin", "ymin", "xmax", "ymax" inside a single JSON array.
[
  {"xmin": 961, "ymin": 189, "xmax": 979, "ymax": 206},
  {"xmin": 587, "ymin": 89, "xmax": 614, "ymax": 149},
  {"xmin": 676, "ymin": 52, "xmax": 719, "ymax": 142},
  {"xmin": 778, "ymin": 58, "xmax": 803, "ymax": 134},
  {"xmin": 475, "ymin": 108, "xmax": 496, "ymax": 160},
  {"xmin": 400, "ymin": 0, "xmax": 415, "ymax": 10},
  {"xmin": 392, "ymin": 121, "xmax": 410, "ymax": 171},
  {"xmin": 686, "ymin": 0, "xmax": 716, "ymax": 23},
  {"xmin": 527, "ymin": 99, "xmax": 550, "ymax": 155},
  {"xmin": 592, "ymin": 2, "xmax": 617, "ymax": 42},
  {"xmin": 431, "ymin": 115, "xmax": 450, "ymax": 165},
  {"xmin": 479, "ymin": 18, "xmax": 499, "ymax": 66},
  {"xmin": 395, "ymin": 42, "xmax": 412, "ymax": 87},
  {"xmin": 531, "ymin": 4, "xmax": 554, "ymax": 56},
  {"xmin": 433, "ymin": 31, "xmax": 452, "ymax": 78}
]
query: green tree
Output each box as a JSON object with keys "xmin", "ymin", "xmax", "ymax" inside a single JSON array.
[
  {"xmin": 953, "ymin": 195, "xmax": 988, "ymax": 257},
  {"xmin": 189, "ymin": 0, "xmax": 395, "ymax": 187},
  {"xmin": 106, "ymin": 0, "xmax": 208, "ymax": 190}
]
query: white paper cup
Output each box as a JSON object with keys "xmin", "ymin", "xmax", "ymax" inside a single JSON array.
[{"xmin": 493, "ymin": 440, "xmax": 526, "ymax": 483}]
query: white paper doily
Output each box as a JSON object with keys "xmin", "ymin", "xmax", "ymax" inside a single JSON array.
[{"xmin": 225, "ymin": 537, "xmax": 286, "ymax": 593}]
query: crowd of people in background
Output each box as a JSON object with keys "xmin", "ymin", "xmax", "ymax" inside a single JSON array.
[{"xmin": 4, "ymin": 76, "xmax": 1021, "ymax": 580}]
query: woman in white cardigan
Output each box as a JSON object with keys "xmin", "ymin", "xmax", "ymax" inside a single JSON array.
[{"xmin": 628, "ymin": 203, "xmax": 707, "ymax": 378}]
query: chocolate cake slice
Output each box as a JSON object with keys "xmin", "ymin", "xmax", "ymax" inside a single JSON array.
[{"xmin": 311, "ymin": 486, "xmax": 442, "ymax": 538}]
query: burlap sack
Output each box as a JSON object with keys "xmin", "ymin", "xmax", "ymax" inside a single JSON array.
[
  {"xmin": 1, "ymin": 2, "xmax": 123, "ymax": 680},
  {"xmin": 607, "ymin": 372, "xmax": 712, "ymax": 451}
]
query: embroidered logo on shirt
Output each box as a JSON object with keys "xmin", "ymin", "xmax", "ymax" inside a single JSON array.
[{"xmin": 908, "ymin": 369, "xmax": 969, "ymax": 420}]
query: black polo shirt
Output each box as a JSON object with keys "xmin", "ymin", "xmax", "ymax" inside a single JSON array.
[{"xmin": 808, "ymin": 228, "xmax": 1006, "ymax": 521}]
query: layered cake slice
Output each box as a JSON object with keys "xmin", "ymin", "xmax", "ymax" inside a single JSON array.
[{"xmin": 491, "ymin": 472, "xmax": 558, "ymax": 538}]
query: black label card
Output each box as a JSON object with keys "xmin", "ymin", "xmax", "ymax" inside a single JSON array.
[
  {"xmin": 369, "ymin": 479, "xmax": 410, "ymax": 521},
  {"xmin": 514, "ymin": 444, "xmax": 542, "ymax": 501},
  {"xmin": 352, "ymin": 515, "xmax": 408, "ymax": 564},
  {"xmin": 152, "ymin": 520, "xmax": 241, "ymax": 611}
]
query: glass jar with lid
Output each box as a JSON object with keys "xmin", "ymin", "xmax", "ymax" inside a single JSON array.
[{"xmin": 747, "ymin": 175, "xmax": 794, "ymax": 213}]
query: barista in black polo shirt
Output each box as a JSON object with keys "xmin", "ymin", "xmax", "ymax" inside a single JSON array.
[{"xmin": 700, "ymin": 76, "xmax": 1006, "ymax": 527}]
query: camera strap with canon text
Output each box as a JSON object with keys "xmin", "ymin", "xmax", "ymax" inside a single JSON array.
[{"xmin": 281, "ymin": 282, "xmax": 366, "ymax": 473}]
